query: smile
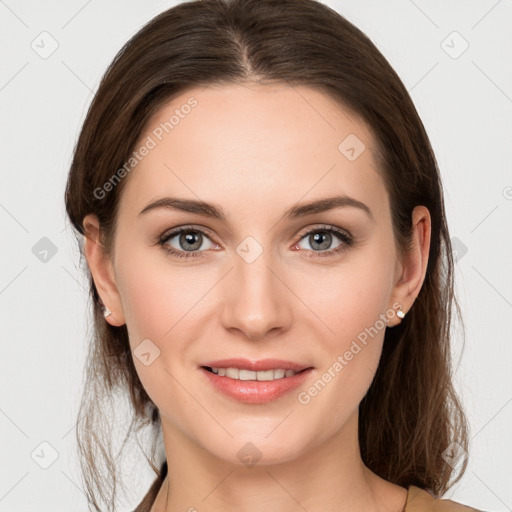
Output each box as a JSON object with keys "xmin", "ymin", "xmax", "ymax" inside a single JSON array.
[
  {"xmin": 205, "ymin": 366, "xmax": 302, "ymax": 380},
  {"xmin": 200, "ymin": 366, "xmax": 314, "ymax": 404}
]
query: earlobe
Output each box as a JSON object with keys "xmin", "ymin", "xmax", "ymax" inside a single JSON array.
[
  {"xmin": 82, "ymin": 214, "xmax": 126, "ymax": 327},
  {"xmin": 388, "ymin": 205, "xmax": 431, "ymax": 327}
]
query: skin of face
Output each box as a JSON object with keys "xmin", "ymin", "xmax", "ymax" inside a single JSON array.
[{"xmin": 83, "ymin": 82, "xmax": 431, "ymax": 511}]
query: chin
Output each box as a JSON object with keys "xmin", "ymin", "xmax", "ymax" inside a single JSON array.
[{"xmin": 203, "ymin": 429, "xmax": 311, "ymax": 468}]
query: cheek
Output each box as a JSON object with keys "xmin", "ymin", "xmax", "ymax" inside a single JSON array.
[
  {"xmin": 115, "ymin": 256, "xmax": 199, "ymax": 407},
  {"xmin": 115, "ymin": 251, "xmax": 216, "ymax": 359},
  {"xmin": 296, "ymin": 255, "xmax": 393, "ymax": 342},
  {"xmin": 117, "ymin": 265, "xmax": 174, "ymax": 343},
  {"xmin": 114, "ymin": 233, "xmax": 188, "ymax": 326},
  {"xmin": 296, "ymin": 246, "xmax": 395, "ymax": 393},
  {"xmin": 293, "ymin": 271, "xmax": 392, "ymax": 434}
]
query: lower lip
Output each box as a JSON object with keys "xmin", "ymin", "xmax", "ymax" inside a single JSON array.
[{"xmin": 199, "ymin": 367, "xmax": 314, "ymax": 404}]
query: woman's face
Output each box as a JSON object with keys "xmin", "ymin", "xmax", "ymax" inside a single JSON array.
[{"xmin": 89, "ymin": 83, "xmax": 426, "ymax": 465}]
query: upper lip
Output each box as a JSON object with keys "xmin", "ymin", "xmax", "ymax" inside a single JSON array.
[{"xmin": 201, "ymin": 358, "xmax": 312, "ymax": 372}]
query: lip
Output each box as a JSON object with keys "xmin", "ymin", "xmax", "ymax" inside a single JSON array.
[
  {"xmin": 200, "ymin": 358, "xmax": 311, "ymax": 372},
  {"xmin": 199, "ymin": 359, "xmax": 314, "ymax": 404}
]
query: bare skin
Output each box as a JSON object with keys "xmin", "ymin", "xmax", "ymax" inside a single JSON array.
[{"xmin": 83, "ymin": 82, "xmax": 430, "ymax": 512}]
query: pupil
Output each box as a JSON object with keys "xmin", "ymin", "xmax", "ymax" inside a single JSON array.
[
  {"xmin": 311, "ymin": 232, "xmax": 331, "ymax": 250},
  {"xmin": 181, "ymin": 231, "xmax": 201, "ymax": 250}
]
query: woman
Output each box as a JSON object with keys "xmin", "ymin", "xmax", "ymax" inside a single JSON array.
[{"xmin": 64, "ymin": 0, "xmax": 486, "ymax": 510}]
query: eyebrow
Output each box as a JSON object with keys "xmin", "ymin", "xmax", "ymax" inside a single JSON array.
[{"xmin": 138, "ymin": 194, "xmax": 375, "ymax": 223}]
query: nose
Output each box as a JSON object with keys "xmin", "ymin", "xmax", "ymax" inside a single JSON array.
[{"xmin": 219, "ymin": 246, "xmax": 293, "ymax": 341}]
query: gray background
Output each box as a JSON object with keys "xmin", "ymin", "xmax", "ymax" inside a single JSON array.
[{"xmin": 1, "ymin": 0, "xmax": 511, "ymax": 511}]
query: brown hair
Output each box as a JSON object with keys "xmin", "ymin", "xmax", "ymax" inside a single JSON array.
[{"xmin": 64, "ymin": 0, "xmax": 469, "ymax": 510}]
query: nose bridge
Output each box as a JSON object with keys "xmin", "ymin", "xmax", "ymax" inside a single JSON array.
[{"xmin": 220, "ymin": 235, "xmax": 292, "ymax": 339}]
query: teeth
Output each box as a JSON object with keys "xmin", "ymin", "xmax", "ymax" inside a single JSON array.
[{"xmin": 210, "ymin": 367, "xmax": 299, "ymax": 380}]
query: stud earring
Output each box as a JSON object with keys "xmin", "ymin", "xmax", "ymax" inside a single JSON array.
[
  {"xmin": 397, "ymin": 309, "xmax": 405, "ymax": 319},
  {"xmin": 103, "ymin": 306, "xmax": 112, "ymax": 318}
]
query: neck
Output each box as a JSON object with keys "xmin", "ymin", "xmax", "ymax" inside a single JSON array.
[{"xmin": 151, "ymin": 409, "xmax": 407, "ymax": 512}]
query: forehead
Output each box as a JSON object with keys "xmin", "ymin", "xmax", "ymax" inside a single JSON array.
[{"xmin": 118, "ymin": 82, "xmax": 387, "ymax": 222}]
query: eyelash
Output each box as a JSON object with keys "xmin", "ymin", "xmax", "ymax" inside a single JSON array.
[{"xmin": 157, "ymin": 224, "xmax": 354, "ymax": 260}]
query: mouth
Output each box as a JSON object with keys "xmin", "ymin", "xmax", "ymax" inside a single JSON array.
[
  {"xmin": 199, "ymin": 360, "xmax": 315, "ymax": 404},
  {"xmin": 201, "ymin": 365, "xmax": 311, "ymax": 381}
]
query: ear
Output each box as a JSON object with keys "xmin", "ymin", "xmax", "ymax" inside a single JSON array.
[
  {"xmin": 82, "ymin": 213, "xmax": 126, "ymax": 327},
  {"xmin": 387, "ymin": 205, "xmax": 431, "ymax": 327}
]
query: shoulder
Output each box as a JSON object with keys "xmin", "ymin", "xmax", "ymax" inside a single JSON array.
[{"xmin": 405, "ymin": 485, "xmax": 488, "ymax": 512}]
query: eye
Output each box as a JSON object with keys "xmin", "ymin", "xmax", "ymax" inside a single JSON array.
[
  {"xmin": 157, "ymin": 224, "xmax": 354, "ymax": 260},
  {"xmin": 157, "ymin": 226, "xmax": 217, "ymax": 259},
  {"xmin": 295, "ymin": 226, "xmax": 354, "ymax": 257}
]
